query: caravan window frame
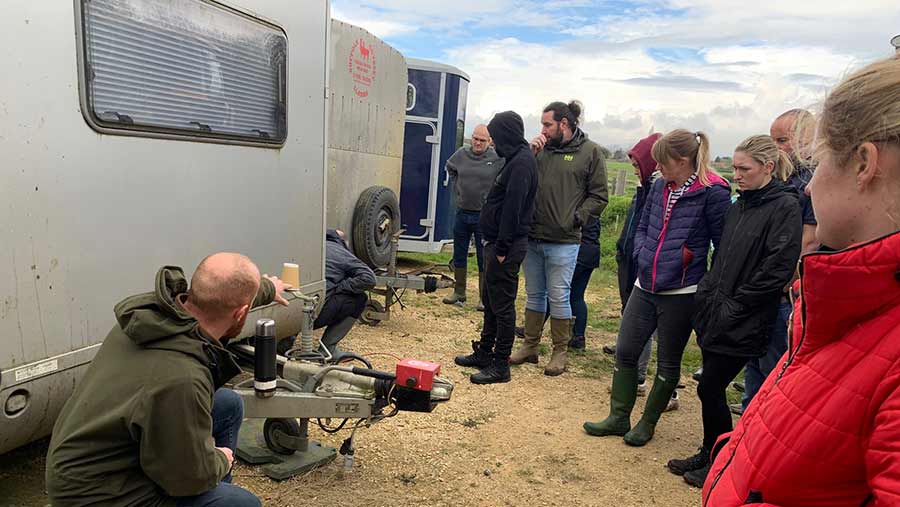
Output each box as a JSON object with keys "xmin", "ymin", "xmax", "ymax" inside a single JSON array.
[{"xmin": 74, "ymin": 0, "xmax": 289, "ymax": 148}]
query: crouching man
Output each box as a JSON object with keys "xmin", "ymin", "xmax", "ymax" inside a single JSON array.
[
  {"xmin": 279, "ymin": 229, "xmax": 376, "ymax": 360},
  {"xmin": 46, "ymin": 253, "xmax": 289, "ymax": 507}
]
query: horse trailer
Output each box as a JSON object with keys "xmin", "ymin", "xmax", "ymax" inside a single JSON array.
[{"xmin": 1, "ymin": 0, "xmax": 330, "ymax": 455}]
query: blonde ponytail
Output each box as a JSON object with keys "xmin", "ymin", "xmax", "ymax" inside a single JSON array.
[
  {"xmin": 695, "ymin": 131, "xmax": 715, "ymax": 186},
  {"xmin": 774, "ymin": 150, "xmax": 794, "ymax": 182}
]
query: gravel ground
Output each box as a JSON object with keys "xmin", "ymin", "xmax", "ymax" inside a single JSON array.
[{"xmin": 1, "ymin": 266, "xmax": 705, "ymax": 506}]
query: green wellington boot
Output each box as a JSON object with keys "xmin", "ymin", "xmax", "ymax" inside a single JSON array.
[
  {"xmin": 583, "ymin": 367, "xmax": 639, "ymax": 437},
  {"xmin": 623, "ymin": 374, "xmax": 679, "ymax": 446}
]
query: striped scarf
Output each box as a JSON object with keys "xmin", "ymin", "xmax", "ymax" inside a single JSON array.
[{"xmin": 664, "ymin": 173, "xmax": 697, "ymax": 225}]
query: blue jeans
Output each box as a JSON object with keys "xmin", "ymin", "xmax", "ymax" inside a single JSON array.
[
  {"xmin": 742, "ymin": 301, "xmax": 791, "ymax": 409},
  {"xmin": 570, "ymin": 262, "xmax": 595, "ymax": 337},
  {"xmin": 523, "ymin": 241, "xmax": 580, "ymax": 319},
  {"xmin": 175, "ymin": 483, "xmax": 260, "ymax": 507},
  {"xmin": 452, "ymin": 210, "xmax": 484, "ymax": 272},
  {"xmin": 175, "ymin": 389, "xmax": 259, "ymax": 507}
]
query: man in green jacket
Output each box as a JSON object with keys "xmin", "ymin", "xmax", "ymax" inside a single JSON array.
[
  {"xmin": 46, "ymin": 253, "xmax": 289, "ymax": 507},
  {"xmin": 510, "ymin": 100, "xmax": 608, "ymax": 376}
]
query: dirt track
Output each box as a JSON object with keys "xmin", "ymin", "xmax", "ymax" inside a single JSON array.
[{"xmin": 1, "ymin": 272, "xmax": 705, "ymax": 507}]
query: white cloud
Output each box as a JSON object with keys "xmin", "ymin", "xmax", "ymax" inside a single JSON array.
[{"xmin": 336, "ymin": 1, "xmax": 900, "ymax": 155}]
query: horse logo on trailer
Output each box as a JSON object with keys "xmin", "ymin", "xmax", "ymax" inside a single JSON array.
[{"xmin": 349, "ymin": 37, "xmax": 377, "ymax": 97}]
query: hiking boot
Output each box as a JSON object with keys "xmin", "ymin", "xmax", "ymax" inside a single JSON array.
[
  {"xmin": 509, "ymin": 310, "xmax": 544, "ymax": 365},
  {"xmin": 514, "ymin": 326, "xmax": 525, "ymax": 338},
  {"xmin": 470, "ymin": 355, "xmax": 511, "ymax": 385},
  {"xmin": 568, "ymin": 335, "xmax": 586, "ymax": 352},
  {"xmin": 667, "ymin": 447, "xmax": 710, "ymax": 476},
  {"xmin": 602, "ymin": 344, "xmax": 616, "ymax": 355},
  {"xmin": 443, "ymin": 267, "xmax": 467, "ymax": 305},
  {"xmin": 730, "ymin": 403, "xmax": 744, "ymax": 416},
  {"xmin": 544, "ymin": 317, "xmax": 572, "ymax": 376},
  {"xmin": 623, "ymin": 374, "xmax": 679, "ymax": 446},
  {"xmin": 683, "ymin": 463, "xmax": 712, "ymax": 488},
  {"xmin": 692, "ymin": 367, "xmax": 703, "ymax": 382},
  {"xmin": 584, "ymin": 367, "xmax": 639, "ymax": 437},
  {"xmin": 474, "ymin": 271, "xmax": 485, "ymax": 311},
  {"xmin": 454, "ymin": 341, "xmax": 492, "ymax": 369},
  {"xmin": 664, "ymin": 391, "xmax": 679, "ymax": 412}
]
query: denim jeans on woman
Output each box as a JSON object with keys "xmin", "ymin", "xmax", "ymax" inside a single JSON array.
[
  {"xmin": 523, "ymin": 240, "xmax": 580, "ymax": 319},
  {"xmin": 569, "ymin": 261, "xmax": 595, "ymax": 337}
]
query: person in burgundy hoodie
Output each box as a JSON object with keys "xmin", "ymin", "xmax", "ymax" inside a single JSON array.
[
  {"xmin": 703, "ymin": 55, "xmax": 900, "ymax": 507},
  {"xmin": 584, "ymin": 129, "xmax": 731, "ymax": 447}
]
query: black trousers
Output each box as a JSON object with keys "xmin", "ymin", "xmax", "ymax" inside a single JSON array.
[
  {"xmin": 480, "ymin": 238, "xmax": 528, "ymax": 359},
  {"xmin": 698, "ymin": 349, "xmax": 748, "ymax": 449},
  {"xmin": 314, "ymin": 292, "xmax": 368, "ymax": 329},
  {"xmin": 615, "ymin": 287, "xmax": 695, "ymax": 380}
]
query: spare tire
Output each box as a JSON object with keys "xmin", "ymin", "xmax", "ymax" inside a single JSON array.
[{"xmin": 352, "ymin": 185, "xmax": 400, "ymax": 269}]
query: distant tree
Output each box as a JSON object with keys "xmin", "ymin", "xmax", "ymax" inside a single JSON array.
[
  {"xmin": 613, "ymin": 148, "xmax": 628, "ymax": 161},
  {"xmin": 715, "ymin": 156, "xmax": 722, "ymax": 163},
  {"xmin": 599, "ymin": 145, "xmax": 612, "ymax": 159}
]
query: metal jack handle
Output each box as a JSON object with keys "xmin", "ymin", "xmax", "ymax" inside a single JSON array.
[{"xmin": 286, "ymin": 291, "xmax": 319, "ymax": 355}]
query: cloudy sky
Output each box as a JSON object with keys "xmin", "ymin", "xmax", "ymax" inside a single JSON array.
[{"xmin": 332, "ymin": 1, "xmax": 900, "ymax": 156}]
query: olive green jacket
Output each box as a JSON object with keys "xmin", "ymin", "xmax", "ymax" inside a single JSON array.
[
  {"xmin": 46, "ymin": 266, "xmax": 274, "ymax": 506},
  {"xmin": 531, "ymin": 129, "xmax": 609, "ymax": 243}
]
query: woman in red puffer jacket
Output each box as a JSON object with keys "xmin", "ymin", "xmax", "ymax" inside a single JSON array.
[{"xmin": 703, "ymin": 55, "xmax": 900, "ymax": 506}]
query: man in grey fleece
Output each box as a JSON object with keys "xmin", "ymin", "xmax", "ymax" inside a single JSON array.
[{"xmin": 443, "ymin": 124, "xmax": 505, "ymax": 310}]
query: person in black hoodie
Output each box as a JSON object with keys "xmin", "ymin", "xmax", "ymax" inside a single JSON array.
[
  {"xmin": 667, "ymin": 135, "xmax": 802, "ymax": 488},
  {"xmin": 454, "ymin": 111, "xmax": 538, "ymax": 384}
]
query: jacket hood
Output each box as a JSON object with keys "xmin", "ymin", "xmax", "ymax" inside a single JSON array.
[
  {"xmin": 113, "ymin": 265, "xmax": 242, "ymax": 388},
  {"xmin": 488, "ymin": 111, "xmax": 528, "ymax": 159},
  {"xmin": 545, "ymin": 128, "xmax": 588, "ymax": 154},
  {"xmin": 628, "ymin": 133, "xmax": 663, "ymax": 184},
  {"xmin": 114, "ymin": 266, "xmax": 197, "ymax": 346}
]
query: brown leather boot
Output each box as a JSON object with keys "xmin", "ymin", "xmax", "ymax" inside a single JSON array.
[
  {"xmin": 544, "ymin": 317, "xmax": 573, "ymax": 376},
  {"xmin": 509, "ymin": 309, "xmax": 544, "ymax": 364}
]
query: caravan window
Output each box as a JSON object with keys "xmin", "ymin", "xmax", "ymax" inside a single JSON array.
[{"xmin": 79, "ymin": 0, "xmax": 287, "ymax": 145}]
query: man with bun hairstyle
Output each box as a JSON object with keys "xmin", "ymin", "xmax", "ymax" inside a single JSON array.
[{"xmin": 509, "ymin": 100, "xmax": 608, "ymax": 377}]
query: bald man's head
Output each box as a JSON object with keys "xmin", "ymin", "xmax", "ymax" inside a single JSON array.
[
  {"xmin": 471, "ymin": 124, "xmax": 491, "ymax": 155},
  {"xmin": 188, "ymin": 252, "xmax": 260, "ymax": 319}
]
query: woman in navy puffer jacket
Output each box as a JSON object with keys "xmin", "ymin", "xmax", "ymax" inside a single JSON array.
[{"xmin": 584, "ymin": 129, "xmax": 731, "ymax": 446}]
